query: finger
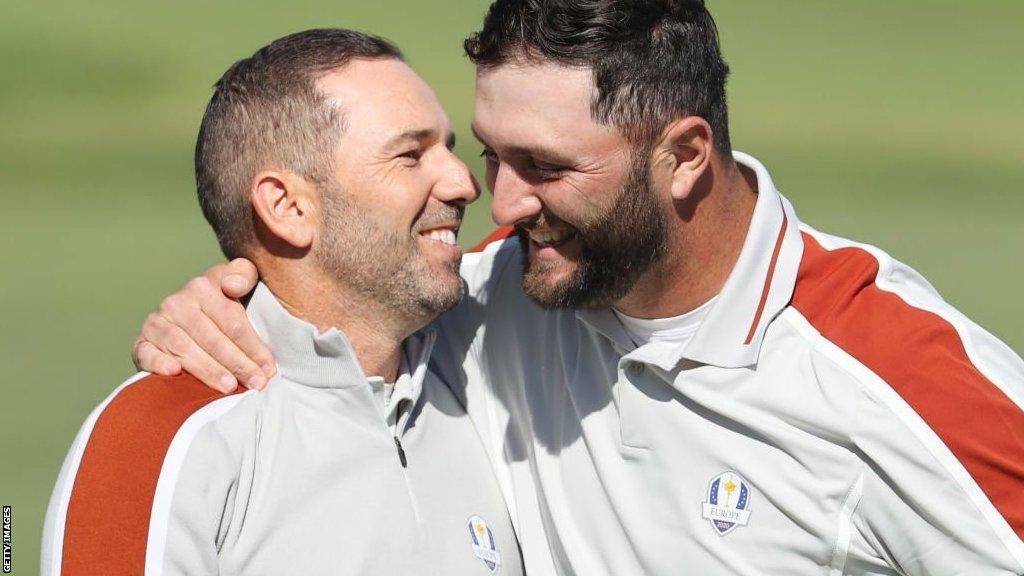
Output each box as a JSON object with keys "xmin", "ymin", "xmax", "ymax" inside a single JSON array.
[
  {"xmin": 157, "ymin": 291, "xmax": 270, "ymax": 389},
  {"xmin": 176, "ymin": 335, "xmax": 244, "ymax": 395},
  {"xmin": 179, "ymin": 303, "xmax": 270, "ymax": 390},
  {"xmin": 188, "ymin": 268, "xmax": 275, "ymax": 378},
  {"xmin": 132, "ymin": 339, "xmax": 182, "ymax": 376},
  {"xmin": 218, "ymin": 258, "xmax": 259, "ymax": 299},
  {"xmin": 142, "ymin": 313, "xmax": 240, "ymax": 393},
  {"xmin": 197, "ymin": 282, "xmax": 276, "ymax": 379}
]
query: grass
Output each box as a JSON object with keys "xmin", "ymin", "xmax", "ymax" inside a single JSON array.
[{"xmin": 1, "ymin": 1, "xmax": 1021, "ymax": 573}]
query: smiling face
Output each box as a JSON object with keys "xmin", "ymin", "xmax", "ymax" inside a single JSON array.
[
  {"xmin": 473, "ymin": 61, "xmax": 669, "ymax": 309},
  {"xmin": 314, "ymin": 58, "xmax": 478, "ymax": 319}
]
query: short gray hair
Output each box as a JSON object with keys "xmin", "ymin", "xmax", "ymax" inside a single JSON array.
[{"xmin": 195, "ymin": 28, "xmax": 402, "ymax": 258}]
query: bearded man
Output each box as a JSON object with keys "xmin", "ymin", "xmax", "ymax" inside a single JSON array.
[
  {"xmin": 132, "ymin": 1, "xmax": 1024, "ymax": 575},
  {"xmin": 41, "ymin": 29, "xmax": 523, "ymax": 576}
]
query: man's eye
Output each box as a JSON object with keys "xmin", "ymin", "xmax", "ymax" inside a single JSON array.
[
  {"xmin": 398, "ymin": 149, "xmax": 422, "ymax": 163},
  {"xmin": 530, "ymin": 159, "xmax": 564, "ymax": 178}
]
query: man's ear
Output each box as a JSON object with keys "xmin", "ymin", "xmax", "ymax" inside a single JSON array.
[
  {"xmin": 653, "ymin": 116, "xmax": 713, "ymax": 201},
  {"xmin": 250, "ymin": 171, "xmax": 316, "ymax": 250}
]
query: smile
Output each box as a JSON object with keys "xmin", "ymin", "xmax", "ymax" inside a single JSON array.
[
  {"xmin": 528, "ymin": 228, "xmax": 576, "ymax": 248},
  {"xmin": 420, "ymin": 227, "xmax": 458, "ymax": 246}
]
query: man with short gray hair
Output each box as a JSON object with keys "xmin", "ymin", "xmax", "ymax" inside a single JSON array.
[{"xmin": 41, "ymin": 29, "xmax": 523, "ymax": 576}]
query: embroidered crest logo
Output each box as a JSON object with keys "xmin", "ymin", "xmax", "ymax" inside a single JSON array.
[
  {"xmin": 467, "ymin": 515, "xmax": 502, "ymax": 573},
  {"xmin": 701, "ymin": 471, "xmax": 753, "ymax": 536}
]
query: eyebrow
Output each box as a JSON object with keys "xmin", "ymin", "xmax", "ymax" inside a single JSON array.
[{"xmin": 382, "ymin": 128, "xmax": 457, "ymax": 153}]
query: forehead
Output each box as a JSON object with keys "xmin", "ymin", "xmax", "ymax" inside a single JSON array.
[
  {"xmin": 472, "ymin": 61, "xmax": 621, "ymax": 153},
  {"xmin": 471, "ymin": 59, "xmax": 622, "ymax": 156},
  {"xmin": 316, "ymin": 58, "xmax": 450, "ymax": 142}
]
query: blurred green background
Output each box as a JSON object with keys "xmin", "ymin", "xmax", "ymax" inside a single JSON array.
[{"xmin": 1, "ymin": 0, "xmax": 1021, "ymax": 573}]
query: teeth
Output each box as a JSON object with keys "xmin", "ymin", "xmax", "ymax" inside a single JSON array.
[
  {"xmin": 529, "ymin": 229, "xmax": 574, "ymax": 246},
  {"xmin": 424, "ymin": 229, "xmax": 457, "ymax": 246}
]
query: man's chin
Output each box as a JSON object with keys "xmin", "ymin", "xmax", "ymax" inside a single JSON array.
[
  {"xmin": 418, "ymin": 283, "xmax": 463, "ymax": 317},
  {"xmin": 429, "ymin": 256, "xmax": 462, "ymax": 286},
  {"xmin": 520, "ymin": 257, "xmax": 584, "ymax": 310},
  {"xmin": 415, "ymin": 264, "xmax": 464, "ymax": 314}
]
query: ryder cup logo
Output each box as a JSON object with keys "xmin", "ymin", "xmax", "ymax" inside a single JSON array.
[
  {"xmin": 467, "ymin": 515, "xmax": 502, "ymax": 573},
  {"xmin": 701, "ymin": 471, "xmax": 752, "ymax": 536}
]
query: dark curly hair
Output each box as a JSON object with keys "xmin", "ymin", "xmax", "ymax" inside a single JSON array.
[{"xmin": 464, "ymin": 0, "xmax": 731, "ymax": 152}]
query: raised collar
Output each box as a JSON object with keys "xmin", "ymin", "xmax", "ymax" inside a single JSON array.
[
  {"xmin": 247, "ymin": 282, "xmax": 436, "ymax": 390},
  {"xmin": 577, "ymin": 151, "xmax": 804, "ymax": 370}
]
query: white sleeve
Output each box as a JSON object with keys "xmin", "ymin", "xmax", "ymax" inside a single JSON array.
[
  {"xmin": 841, "ymin": 363, "xmax": 1024, "ymax": 576},
  {"xmin": 40, "ymin": 373, "xmax": 248, "ymax": 576}
]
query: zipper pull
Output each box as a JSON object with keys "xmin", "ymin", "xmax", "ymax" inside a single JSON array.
[{"xmin": 393, "ymin": 436, "xmax": 407, "ymax": 468}]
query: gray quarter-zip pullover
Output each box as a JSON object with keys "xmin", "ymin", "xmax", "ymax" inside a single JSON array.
[{"xmin": 42, "ymin": 283, "xmax": 523, "ymax": 576}]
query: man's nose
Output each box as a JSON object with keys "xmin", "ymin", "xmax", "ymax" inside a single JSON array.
[
  {"xmin": 490, "ymin": 163, "xmax": 543, "ymax": 227},
  {"xmin": 432, "ymin": 152, "xmax": 480, "ymax": 206}
]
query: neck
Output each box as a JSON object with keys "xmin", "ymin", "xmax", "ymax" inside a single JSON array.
[
  {"xmin": 614, "ymin": 158, "xmax": 757, "ymax": 320},
  {"xmin": 258, "ymin": 263, "xmax": 418, "ymax": 382}
]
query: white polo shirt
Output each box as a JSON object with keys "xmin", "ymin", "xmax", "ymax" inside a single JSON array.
[{"xmin": 430, "ymin": 152, "xmax": 1024, "ymax": 575}]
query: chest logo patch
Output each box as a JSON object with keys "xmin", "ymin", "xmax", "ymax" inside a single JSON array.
[
  {"xmin": 467, "ymin": 515, "xmax": 502, "ymax": 573},
  {"xmin": 702, "ymin": 471, "xmax": 753, "ymax": 536}
]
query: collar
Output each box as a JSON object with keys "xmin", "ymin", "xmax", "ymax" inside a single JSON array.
[
  {"xmin": 388, "ymin": 329, "xmax": 434, "ymax": 430},
  {"xmin": 577, "ymin": 151, "xmax": 804, "ymax": 370},
  {"xmin": 247, "ymin": 282, "xmax": 436, "ymax": 391}
]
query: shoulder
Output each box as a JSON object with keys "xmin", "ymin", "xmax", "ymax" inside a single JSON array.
[
  {"xmin": 787, "ymin": 226, "xmax": 1024, "ymax": 544},
  {"xmin": 460, "ymin": 227, "xmax": 522, "ymax": 299},
  {"xmin": 44, "ymin": 372, "xmax": 256, "ymax": 575},
  {"xmin": 790, "ymin": 226, "xmax": 1023, "ymax": 410},
  {"xmin": 73, "ymin": 372, "xmax": 255, "ymax": 473}
]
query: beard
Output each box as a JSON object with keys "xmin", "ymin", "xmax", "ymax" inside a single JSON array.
[
  {"xmin": 518, "ymin": 155, "xmax": 668, "ymax": 310},
  {"xmin": 315, "ymin": 184, "xmax": 464, "ymax": 321}
]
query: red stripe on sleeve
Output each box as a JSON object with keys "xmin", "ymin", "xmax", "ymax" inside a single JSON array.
[
  {"xmin": 61, "ymin": 374, "xmax": 243, "ymax": 575},
  {"xmin": 469, "ymin": 227, "xmax": 515, "ymax": 253},
  {"xmin": 792, "ymin": 233, "xmax": 1024, "ymax": 539}
]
